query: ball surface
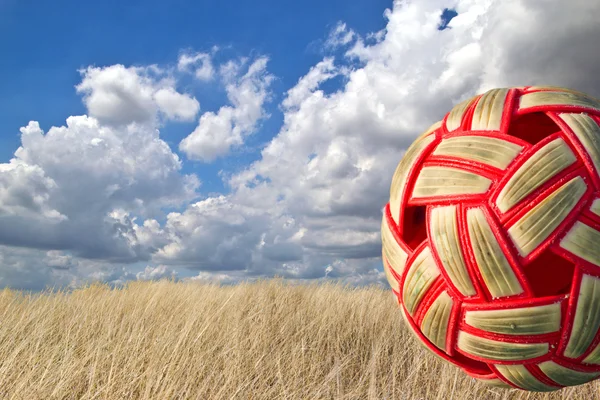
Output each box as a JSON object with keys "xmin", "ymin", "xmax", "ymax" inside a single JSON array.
[{"xmin": 382, "ymin": 86, "xmax": 600, "ymax": 391}]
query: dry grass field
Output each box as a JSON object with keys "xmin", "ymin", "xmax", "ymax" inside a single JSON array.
[{"xmin": 0, "ymin": 278, "xmax": 599, "ymax": 399}]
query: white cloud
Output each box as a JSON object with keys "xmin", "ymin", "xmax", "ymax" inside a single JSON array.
[
  {"xmin": 136, "ymin": 265, "xmax": 177, "ymax": 281},
  {"xmin": 177, "ymin": 51, "xmax": 215, "ymax": 81},
  {"xmin": 44, "ymin": 250, "xmax": 78, "ymax": 270},
  {"xmin": 153, "ymin": 87, "xmax": 201, "ymax": 121},
  {"xmin": 146, "ymin": 0, "xmax": 600, "ymax": 288},
  {"xmin": 184, "ymin": 257, "xmax": 383, "ymax": 288},
  {"xmin": 282, "ymin": 57, "xmax": 338, "ymax": 110},
  {"xmin": 179, "ymin": 57, "xmax": 274, "ymax": 162},
  {"xmin": 325, "ymin": 22, "xmax": 356, "ymax": 49},
  {"xmin": 0, "ymin": 245, "xmax": 138, "ymax": 291},
  {"xmin": 0, "ymin": 57, "xmax": 210, "ymax": 289},
  {"xmin": 0, "ymin": 246, "xmax": 69, "ymax": 291},
  {"xmin": 76, "ymin": 64, "xmax": 199, "ymax": 125},
  {"xmin": 148, "ymin": 195, "xmax": 283, "ymax": 270},
  {"xmin": 0, "ymin": 154, "xmax": 66, "ymax": 222},
  {"xmin": 475, "ymin": 0, "xmax": 600, "ymax": 93},
  {"xmin": 0, "ymin": 113, "xmax": 200, "ymax": 265},
  {"xmin": 2, "ymin": 0, "xmax": 600, "ymax": 291}
]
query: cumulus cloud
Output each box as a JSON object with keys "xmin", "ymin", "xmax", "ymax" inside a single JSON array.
[
  {"xmin": 0, "ymin": 112, "xmax": 200, "ymax": 267},
  {"xmin": 184, "ymin": 257, "xmax": 383, "ymax": 288},
  {"xmin": 3, "ymin": 0, "xmax": 600, "ymax": 291},
  {"xmin": 0, "ymin": 56, "xmax": 209, "ymax": 289},
  {"xmin": 76, "ymin": 64, "xmax": 200, "ymax": 125},
  {"xmin": 153, "ymin": 87, "xmax": 201, "ymax": 121},
  {"xmin": 0, "ymin": 245, "xmax": 138, "ymax": 291},
  {"xmin": 136, "ymin": 265, "xmax": 177, "ymax": 281},
  {"xmin": 281, "ymin": 57, "xmax": 339, "ymax": 110},
  {"xmin": 147, "ymin": 195, "xmax": 287, "ymax": 270},
  {"xmin": 44, "ymin": 250, "xmax": 78, "ymax": 270},
  {"xmin": 475, "ymin": 0, "xmax": 600, "ymax": 93},
  {"xmin": 0, "ymin": 155, "xmax": 66, "ymax": 222},
  {"xmin": 179, "ymin": 57, "xmax": 274, "ymax": 162},
  {"xmin": 177, "ymin": 50, "xmax": 216, "ymax": 81},
  {"xmin": 0, "ymin": 246, "xmax": 65, "ymax": 291},
  {"xmin": 148, "ymin": 0, "xmax": 600, "ymax": 288},
  {"xmin": 325, "ymin": 22, "xmax": 356, "ymax": 49}
]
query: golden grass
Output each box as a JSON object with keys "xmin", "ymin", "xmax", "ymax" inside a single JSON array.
[{"xmin": 0, "ymin": 278, "xmax": 599, "ymax": 399}]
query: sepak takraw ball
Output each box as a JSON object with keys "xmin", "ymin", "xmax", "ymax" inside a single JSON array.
[{"xmin": 382, "ymin": 86, "xmax": 600, "ymax": 391}]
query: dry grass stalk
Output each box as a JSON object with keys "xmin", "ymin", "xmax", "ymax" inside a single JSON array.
[{"xmin": 0, "ymin": 278, "xmax": 598, "ymax": 399}]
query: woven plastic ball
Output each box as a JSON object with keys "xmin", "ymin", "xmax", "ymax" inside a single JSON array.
[{"xmin": 382, "ymin": 86, "xmax": 600, "ymax": 391}]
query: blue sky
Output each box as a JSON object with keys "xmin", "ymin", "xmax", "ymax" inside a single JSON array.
[
  {"xmin": 0, "ymin": 0, "xmax": 392, "ymax": 194},
  {"xmin": 0, "ymin": 0, "xmax": 598, "ymax": 291}
]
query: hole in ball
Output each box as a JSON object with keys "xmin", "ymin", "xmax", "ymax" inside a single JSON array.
[
  {"xmin": 453, "ymin": 353, "xmax": 493, "ymax": 376},
  {"xmin": 402, "ymin": 205, "xmax": 428, "ymax": 250},
  {"xmin": 522, "ymin": 249, "xmax": 576, "ymax": 297},
  {"xmin": 507, "ymin": 112, "xmax": 561, "ymax": 145}
]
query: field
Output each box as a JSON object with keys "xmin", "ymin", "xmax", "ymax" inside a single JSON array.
[{"xmin": 0, "ymin": 278, "xmax": 598, "ymax": 399}]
